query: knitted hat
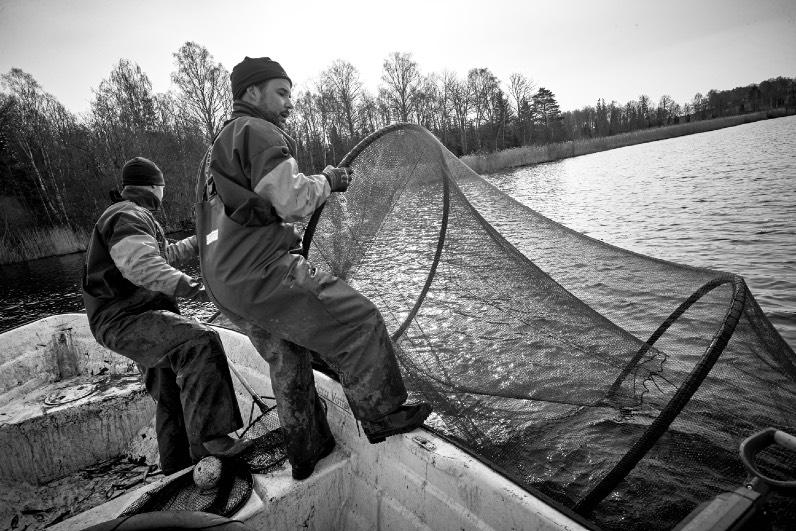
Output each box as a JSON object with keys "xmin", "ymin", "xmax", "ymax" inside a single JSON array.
[
  {"xmin": 230, "ymin": 56, "xmax": 291, "ymax": 100},
  {"xmin": 122, "ymin": 157, "xmax": 165, "ymax": 186}
]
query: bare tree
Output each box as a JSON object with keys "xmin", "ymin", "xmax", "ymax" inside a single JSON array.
[
  {"xmin": 357, "ymin": 90, "xmax": 381, "ymax": 135},
  {"xmin": 437, "ymin": 70, "xmax": 458, "ymax": 145},
  {"xmin": 1, "ymin": 69, "xmax": 78, "ymax": 225},
  {"xmin": 93, "ymin": 59, "xmax": 157, "ymax": 132},
  {"xmin": 681, "ymin": 101, "xmax": 693, "ymax": 120},
  {"xmin": 447, "ymin": 74, "xmax": 471, "ymax": 154},
  {"xmin": 323, "ymin": 60, "xmax": 362, "ymax": 138},
  {"xmin": 292, "ymin": 89, "xmax": 328, "ymax": 171},
  {"xmin": 638, "ymin": 94, "xmax": 651, "ymax": 126},
  {"xmin": 509, "ymin": 73, "xmax": 534, "ymax": 144},
  {"xmin": 508, "ymin": 73, "xmax": 534, "ymax": 117},
  {"xmin": 657, "ymin": 94, "xmax": 676, "ymax": 125},
  {"xmin": 414, "ymin": 73, "xmax": 442, "ymax": 131},
  {"xmin": 171, "ymin": 42, "xmax": 231, "ymax": 142},
  {"xmin": 467, "ymin": 68, "xmax": 500, "ymax": 150},
  {"xmin": 596, "ymin": 98, "xmax": 609, "ymax": 136},
  {"xmin": 488, "ymin": 84, "xmax": 512, "ymax": 150},
  {"xmin": 311, "ymin": 78, "xmax": 340, "ymax": 163},
  {"xmin": 380, "ymin": 52, "xmax": 421, "ymax": 122},
  {"xmin": 376, "ymin": 88, "xmax": 392, "ymax": 127},
  {"xmin": 91, "ymin": 59, "xmax": 161, "ymax": 175},
  {"xmin": 692, "ymin": 93, "xmax": 707, "ymax": 119}
]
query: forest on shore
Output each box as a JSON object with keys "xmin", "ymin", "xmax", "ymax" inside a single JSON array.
[{"xmin": 1, "ymin": 41, "xmax": 795, "ymax": 263}]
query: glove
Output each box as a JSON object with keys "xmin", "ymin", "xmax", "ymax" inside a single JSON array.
[
  {"xmin": 191, "ymin": 286, "xmax": 212, "ymax": 304},
  {"xmin": 175, "ymin": 276, "xmax": 210, "ymax": 302},
  {"xmin": 322, "ymin": 165, "xmax": 352, "ymax": 193}
]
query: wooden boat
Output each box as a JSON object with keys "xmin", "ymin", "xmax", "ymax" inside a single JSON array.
[{"xmin": 1, "ymin": 314, "xmax": 592, "ymax": 531}]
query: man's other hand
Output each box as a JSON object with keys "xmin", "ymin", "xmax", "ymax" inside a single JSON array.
[
  {"xmin": 191, "ymin": 286, "xmax": 212, "ymax": 303},
  {"xmin": 176, "ymin": 276, "xmax": 210, "ymax": 303},
  {"xmin": 322, "ymin": 165, "xmax": 352, "ymax": 192}
]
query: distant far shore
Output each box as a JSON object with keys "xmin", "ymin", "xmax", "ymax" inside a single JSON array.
[
  {"xmin": 460, "ymin": 108, "xmax": 794, "ymax": 174},
  {"xmin": 1, "ymin": 109, "xmax": 793, "ymax": 266}
]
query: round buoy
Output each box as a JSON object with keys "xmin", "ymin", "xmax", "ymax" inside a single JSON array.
[{"xmin": 193, "ymin": 456, "xmax": 223, "ymax": 491}]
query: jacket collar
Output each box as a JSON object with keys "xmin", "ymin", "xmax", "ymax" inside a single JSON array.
[
  {"xmin": 228, "ymin": 101, "xmax": 297, "ymax": 155},
  {"xmin": 231, "ymin": 101, "xmax": 272, "ymax": 123},
  {"xmin": 121, "ymin": 187, "xmax": 161, "ymax": 212}
]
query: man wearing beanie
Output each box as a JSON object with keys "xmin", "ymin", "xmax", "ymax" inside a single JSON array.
[
  {"xmin": 82, "ymin": 156, "xmax": 251, "ymax": 475},
  {"xmin": 198, "ymin": 56, "xmax": 431, "ymax": 481}
]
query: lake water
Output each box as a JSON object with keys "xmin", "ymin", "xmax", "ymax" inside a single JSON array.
[
  {"xmin": 481, "ymin": 115, "xmax": 796, "ymax": 349},
  {"xmin": 0, "ymin": 247, "xmax": 212, "ymax": 335}
]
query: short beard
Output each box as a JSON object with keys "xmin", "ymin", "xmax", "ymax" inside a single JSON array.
[{"xmin": 263, "ymin": 109, "xmax": 286, "ymax": 129}]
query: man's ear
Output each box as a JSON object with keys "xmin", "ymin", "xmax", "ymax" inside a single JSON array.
[{"xmin": 243, "ymin": 84, "xmax": 259, "ymax": 102}]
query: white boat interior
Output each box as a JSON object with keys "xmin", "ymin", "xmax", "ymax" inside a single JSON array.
[
  {"xmin": 1, "ymin": 314, "xmax": 590, "ymax": 531},
  {"xmin": 0, "ymin": 314, "xmax": 154, "ymax": 485}
]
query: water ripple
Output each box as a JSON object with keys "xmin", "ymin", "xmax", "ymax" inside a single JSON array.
[{"xmin": 485, "ymin": 116, "xmax": 796, "ymax": 348}]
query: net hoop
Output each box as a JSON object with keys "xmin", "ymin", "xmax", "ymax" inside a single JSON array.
[
  {"xmin": 576, "ymin": 274, "xmax": 747, "ymax": 513},
  {"xmin": 301, "ymin": 123, "xmax": 449, "ymax": 342},
  {"xmin": 302, "ymin": 128, "xmax": 750, "ymax": 510},
  {"xmin": 302, "ymin": 123, "xmax": 429, "ymax": 259}
]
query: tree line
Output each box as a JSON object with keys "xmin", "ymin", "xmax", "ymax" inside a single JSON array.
[{"xmin": 2, "ymin": 41, "xmax": 795, "ymax": 239}]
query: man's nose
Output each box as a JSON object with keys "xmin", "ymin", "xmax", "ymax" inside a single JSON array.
[{"xmin": 285, "ymin": 99, "xmax": 294, "ymax": 110}]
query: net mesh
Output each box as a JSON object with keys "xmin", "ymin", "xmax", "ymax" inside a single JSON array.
[
  {"xmin": 119, "ymin": 458, "xmax": 252, "ymax": 518},
  {"xmin": 119, "ymin": 425, "xmax": 286, "ymax": 518},
  {"xmin": 303, "ymin": 123, "xmax": 796, "ymax": 530}
]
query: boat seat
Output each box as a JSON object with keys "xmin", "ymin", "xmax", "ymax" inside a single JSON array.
[{"xmin": 0, "ymin": 314, "xmax": 155, "ymax": 485}]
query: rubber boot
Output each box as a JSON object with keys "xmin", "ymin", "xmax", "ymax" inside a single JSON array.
[{"xmin": 361, "ymin": 402, "xmax": 432, "ymax": 444}]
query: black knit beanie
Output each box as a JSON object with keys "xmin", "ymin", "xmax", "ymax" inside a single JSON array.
[
  {"xmin": 230, "ymin": 56, "xmax": 292, "ymax": 100},
  {"xmin": 121, "ymin": 157, "xmax": 165, "ymax": 186}
]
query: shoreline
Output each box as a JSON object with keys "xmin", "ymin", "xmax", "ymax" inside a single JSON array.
[
  {"xmin": 460, "ymin": 109, "xmax": 794, "ymax": 174},
  {"xmin": 0, "ymin": 226, "xmax": 90, "ymax": 266},
  {"xmin": 2, "ymin": 109, "xmax": 793, "ymax": 266}
]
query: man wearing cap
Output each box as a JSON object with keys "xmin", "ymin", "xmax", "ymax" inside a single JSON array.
[
  {"xmin": 82, "ymin": 157, "xmax": 251, "ymax": 475},
  {"xmin": 198, "ymin": 56, "xmax": 432, "ymax": 481}
]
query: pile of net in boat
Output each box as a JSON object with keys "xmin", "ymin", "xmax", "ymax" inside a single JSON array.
[
  {"xmin": 119, "ymin": 405, "xmax": 284, "ymax": 518},
  {"xmin": 301, "ymin": 123, "xmax": 796, "ymax": 530}
]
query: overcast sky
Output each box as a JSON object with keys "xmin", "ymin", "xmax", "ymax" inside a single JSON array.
[{"xmin": 1, "ymin": 0, "xmax": 795, "ymax": 115}]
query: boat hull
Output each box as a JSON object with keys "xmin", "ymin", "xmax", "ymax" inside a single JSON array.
[{"xmin": 3, "ymin": 314, "xmax": 589, "ymax": 530}]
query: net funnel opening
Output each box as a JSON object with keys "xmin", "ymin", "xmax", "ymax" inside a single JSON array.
[{"xmin": 302, "ymin": 123, "xmax": 796, "ymax": 530}]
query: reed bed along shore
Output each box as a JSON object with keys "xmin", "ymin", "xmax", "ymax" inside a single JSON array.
[
  {"xmin": 0, "ymin": 225, "xmax": 89, "ymax": 265},
  {"xmin": 2, "ymin": 110, "xmax": 792, "ymax": 265},
  {"xmin": 461, "ymin": 110, "xmax": 792, "ymax": 174}
]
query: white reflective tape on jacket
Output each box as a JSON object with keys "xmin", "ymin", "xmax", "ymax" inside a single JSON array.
[
  {"xmin": 110, "ymin": 234, "xmax": 191, "ymax": 298},
  {"xmin": 165, "ymin": 235, "xmax": 198, "ymax": 266},
  {"xmin": 253, "ymin": 157, "xmax": 331, "ymax": 222}
]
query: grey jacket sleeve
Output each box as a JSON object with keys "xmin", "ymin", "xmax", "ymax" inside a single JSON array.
[
  {"xmin": 107, "ymin": 211, "xmax": 200, "ymax": 298},
  {"xmin": 165, "ymin": 235, "xmax": 199, "ymax": 267}
]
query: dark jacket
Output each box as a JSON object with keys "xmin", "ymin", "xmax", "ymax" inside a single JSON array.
[
  {"xmin": 199, "ymin": 102, "xmax": 330, "ymax": 317},
  {"xmin": 209, "ymin": 101, "xmax": 330, "ymax": 260},
  {"xmin": 82, "ymin": 187, "xmax": 199, "ymax": 336}
]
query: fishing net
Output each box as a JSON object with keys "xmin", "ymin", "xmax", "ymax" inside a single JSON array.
[
  {"xmin": 302, "ymin": 123, "xmax": 796, "ymax": 530},
  {"xmin": 118, "ymin": 458, "xmax": 252, "ymax": 518},
  {"xmin": 119, "ymin": 421, "xmax": 286, "ymax": 518}
]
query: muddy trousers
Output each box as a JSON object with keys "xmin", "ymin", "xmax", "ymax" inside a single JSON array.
[
  {"xmin": 96, "ymin": 310, "xmax": 243, "ymax": 474},
  {"xmin": 223, "ymin": 255, "xmax": 408, "ymax": 469}
]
